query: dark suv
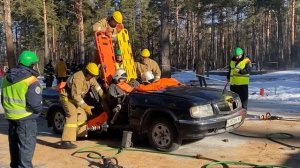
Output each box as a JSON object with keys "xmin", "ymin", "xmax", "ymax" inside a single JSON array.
[{"xmin": 42, "ymin": 86, "xmax": 246, "ymax": 152}]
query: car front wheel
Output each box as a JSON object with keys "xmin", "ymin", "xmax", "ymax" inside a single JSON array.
[
  {"xmin": 52, "ymin": 109, "xmax": 65, "ymax": 134},
  {"xmin": 148, "ymin": 118, "xmax": 181, "ymax": 152}
]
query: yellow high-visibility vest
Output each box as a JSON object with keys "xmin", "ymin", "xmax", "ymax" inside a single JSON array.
[{"xmin": 229, "ymin": 58, "xmax": 250, "ymax": 85}]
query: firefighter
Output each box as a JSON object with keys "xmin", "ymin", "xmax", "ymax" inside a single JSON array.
[
  {"xmin": 115, "ymin": 49, "xmax": 124, "ymax": 69},
  {"xmin": 44, "ymin": 59, "xmax": 55, "ymax": 87},
  {"xmin": 93, "ymin": 11, "xmax": 123, "ymax": 39},
  {"xmin": 227, "ymin": 47, "xmax": 251, "ymax": 110},
  {"xmin": 108, "ymin": 69, "xmax": 135, "ymax": 124},
  {"xmin": 135, "ymin": 49, "xmax": 161, "ymax": 82},
  {"xmin": 55, "ymin": 58, "xmax": 67, "ymax": 84},
  {"xmin": 1, "ymin": 50, "xmax": 42, "ymax": 168},
  {"xmin": 59, "ymin": 62, "xmax": 109, "ymax": 149}
]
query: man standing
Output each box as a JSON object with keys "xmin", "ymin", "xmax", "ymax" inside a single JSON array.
[
  {"xmin": 93, "ymin": 11, "xmax": 123, "ymax": 39},
  {"xmin": 55, "ymin": 58, "xmax": 67, "ymax": 84},
  {"xmin": 59, "ymin": 62, "xmax": 109, "ymax": 149},
  {"xmin": 227, "ymin": 47, "xmax": 251, "ymax": 109},
  {"xmin": 135, "ymin": 48, "xmax": 161, "ymax": 82},
  {"xmin": 1, "ymin": 50, "xmax": 42, "ymax": 168},
  {"xmin": 44, "ymin": 59, "xmax": 55, "ymax": 87},
  {"xmin": 194, "ymin": 61, "xmax": 207, "ymax": 87}
]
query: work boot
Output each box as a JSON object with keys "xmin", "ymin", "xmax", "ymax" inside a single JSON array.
[{"xmin": 60, "ymin": 141, "xmax": 77, "ymax": 149}]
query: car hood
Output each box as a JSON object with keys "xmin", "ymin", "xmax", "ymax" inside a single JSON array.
[{"xmin": 158, "ymin": 86, "xmax": 234, "ymax": 104}]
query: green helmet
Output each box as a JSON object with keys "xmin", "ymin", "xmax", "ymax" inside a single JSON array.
[
  {"xmin": 115, "ymin": 49, "xmax": 122, "ymax": 55},
  {"xmin": 19, "ymin": 50, "xmax": 39, "ymax": 67},
  {"xmin": 234, "ymin": 47, "xmax": 243, "ymax": 56}
]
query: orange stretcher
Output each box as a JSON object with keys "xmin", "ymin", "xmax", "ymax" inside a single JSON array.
[{"xmin": 94, "ymin": 31, "xmax": 116, "ymax": 86}]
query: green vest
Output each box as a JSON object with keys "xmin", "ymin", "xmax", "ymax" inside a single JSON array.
[
  {"xmin": 2, "ymin": 76, "xmax": 38, "ymax": 120},
  {"xmin": 229, "ymin": 58, "xmax": 250, "ymax": 85}
]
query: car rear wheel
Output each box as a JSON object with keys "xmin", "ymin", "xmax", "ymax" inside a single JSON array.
[
  {"xmin": 148, "ymin": 118, "xmax": 181, "ymax": 152},
  {"xmin": 52, "ymin": 109, "xmax": 65, "ymax": 134}
]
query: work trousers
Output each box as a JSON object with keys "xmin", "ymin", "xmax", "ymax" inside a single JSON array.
[
  {"xmin": 230, "ymin": 85, "xmax": 248, "ymax": 110},
  {"xmin": 197, "ymin": 76, "xmax": 207, "ymax": 87},
  {"xmin": 60, "ymin": 96, "xmax": 87, "ymax": 141},
  {"xmin": 8, "ymin": 119, "xmax": 37, "ymax": 168}
]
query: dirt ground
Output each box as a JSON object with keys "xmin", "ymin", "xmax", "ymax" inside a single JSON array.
[{"xmin": 0, "ymin": 114, "xmax": 299, "ymax": 168}]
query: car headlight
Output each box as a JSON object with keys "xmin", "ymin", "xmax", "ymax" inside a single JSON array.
[{"xmin": 189, "ymin": 104, "xmax": 214, "ymax": 118}]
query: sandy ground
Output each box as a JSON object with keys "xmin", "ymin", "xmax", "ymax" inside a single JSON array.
[{"xmin": 0, "ymin": 113, "xmax": 300, "ymax": 168}]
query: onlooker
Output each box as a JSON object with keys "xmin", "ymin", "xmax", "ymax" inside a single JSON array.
[
  {"xmin": 55, "ymin": 58, "xmax": 67, "ymax": 84},
  {"xmin": 194, "ymin": 61, "xmax": 207, "ymax": 87},
  {"xmin": 44, "ymin": 59, "xmax": 55, "ymax": 87},
  {"xmin": 1, "ymin": 50, "xmax": 42, "ymax": 168},
  {"xmin": 227, "ymin": 47, "xmax": 251, "ymax": 109}
]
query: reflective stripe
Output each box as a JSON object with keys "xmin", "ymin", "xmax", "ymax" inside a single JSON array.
[
  {"xmin": 64, "ymin": 124, "xmax": 77, "ymax": 128},
  {"xmin": 77, "ymin": 121, "xmax": 86, "ymax": 127},
  {"xmin": 5, "ymin": 109, "xmax": 29, "ymax": 114},
  {"xmin": 2, "ymin": 97, "xmax": 26, "ymax": 104},
  {"xmin": 95, "ymin": 86, "xmax": 101, "ymax": 91}
]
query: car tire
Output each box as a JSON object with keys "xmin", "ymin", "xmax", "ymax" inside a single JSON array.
[
  {"xmin": 51, "ymin": 109, "xmax": 65, "ymax": 134},
  {"xmin": 147, "ymin": 118, "xmax": 182, "ymax": 152}
]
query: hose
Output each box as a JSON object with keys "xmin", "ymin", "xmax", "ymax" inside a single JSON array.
[
  {"xmin": 72, "ymin": 144, "xmax": 290, "ymax": 168},
  {"xmin": 204, "ymin": 160, "xmax": 290, "ymax": 168}
]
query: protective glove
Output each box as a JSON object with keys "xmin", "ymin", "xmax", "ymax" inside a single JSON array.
[
  {"xmin": 82, "ymin": 104, "xmax": 94, "ymax": 115},
  {"xmin": 116, "ymin": 23, "xmax": 124, "ymax": 32},
  {"xmin": 234, "ymin": 68, "xmax": 240, "ymax": 73}
]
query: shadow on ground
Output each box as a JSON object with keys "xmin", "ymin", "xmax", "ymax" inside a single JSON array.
[{"xmin": 283, "ymin": 151, "xmax": 300, "ymax": 168}]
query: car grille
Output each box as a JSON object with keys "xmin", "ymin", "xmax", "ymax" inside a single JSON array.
[{"xmin": 214, "ymin": 97, "xmax": 241, "ymax": 114}]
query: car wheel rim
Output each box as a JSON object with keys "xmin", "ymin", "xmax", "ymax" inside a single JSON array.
[
  {"xmin": 152, "ymin": 123, "xmax": 171, "ymax": 148},
  {"xmin": 54, "ymin": 112, "xmax": 65, "ymax": 131}
]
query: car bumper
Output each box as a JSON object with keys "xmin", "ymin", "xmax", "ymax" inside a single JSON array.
[{"xmin": 177, "ymin": 108, "xmax": 247, "ymax": 139}]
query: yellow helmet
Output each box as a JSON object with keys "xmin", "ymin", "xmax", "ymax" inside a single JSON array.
[
  {"xmin": 86, "ymin": 62, "xmax": 99, "ymax": 76},
  {"xmin": 141, "ymin": 49, "xmax": 150, "ymax": 58},
  {"xmin": 112, "ymin": 11, "xmax": 123, "ymax": 24}
]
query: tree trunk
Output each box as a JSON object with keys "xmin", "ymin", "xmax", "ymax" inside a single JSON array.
[
  {"xmin": 290, "ymin": 0, "xmax": 296, "ymax": 67},
  {"xmin": 160, "ymin": 0, "xmax": 171, "ymax": 77},
  {"xmin": 76, "ymin": 0, "xmax": 85, "ymax": 63},
  {"xmin": 3, "ymin": 0, "xmax": 16, "ymax": 68},
  {"xmin": 175, "ymin": 0, "xmax": 180, "ymax": 70},
  {"xmin": 43, "ymin": 0, "xmax": 49, "ymax": 63}
]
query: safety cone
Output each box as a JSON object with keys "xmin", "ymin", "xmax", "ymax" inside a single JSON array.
[{"xmin": 260, "ymin": 88, "xmax": 265, "ymax": 96}]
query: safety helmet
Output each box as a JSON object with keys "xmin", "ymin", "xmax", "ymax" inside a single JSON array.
[
  {"xmin": 113, "ymin": 69, "xmax": 127, "ymax": 81},
  {"xmin": 115, "ymin": 49, "xmax": 122, "ymax": 56},
  {"xmin": 86, "ymin": 62, "xmax": 99, "ymax": 76},
  {"xmin": 112, "ymin": 11, "xmax": 123, "ymax": 24},
  {"xmin": 19, "ymin": 50, "xmax": 39, "ymax": 67},
  {"xmin": 234, "ymin": 47, "xmax": 243, "ymax": 56},
  {"xmin": 141, "ymin": 71, "xmax": 154, "ymax": 83},
  {"xmin": 141, "ymin": 49, "xmax": 150, "ymax": 58}
]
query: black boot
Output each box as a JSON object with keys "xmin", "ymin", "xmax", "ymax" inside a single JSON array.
[{"xmin": 60, "ymin": 141, "xmax": 77, "ymax": 149}]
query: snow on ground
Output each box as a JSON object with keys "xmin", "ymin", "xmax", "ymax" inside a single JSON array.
[{"xmin": 172, "ymin": 69, "xmax": 300, "ymax": 115}]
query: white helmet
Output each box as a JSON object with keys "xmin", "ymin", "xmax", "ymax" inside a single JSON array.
[
  {"xmin": 113, "ymin": 69, "xmax": 127, "ymax": 81},
  {"xmin": 141, "ymin": 71, "xmax": 154, "ymax": 83}
]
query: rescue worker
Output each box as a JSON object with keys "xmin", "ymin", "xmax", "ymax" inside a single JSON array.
[
  {"xmin": 59, "ymin": 62, "xmax": 109, "ymax": 149},
  {"xmin": 108, "ymin": 69, "xmax": 135, "ymax": 124},
  {"xmin": 55, "ymin": 58, "xmax": 67, "ymax": 84},
  {"xmin": 227, "ymin": 47, "xmax": 251, "ymax": 109},
  {"xmin": 135, "ymin": 49, "xmax": 161, "ymax": 82},
  {"xmin": 1, "ymin": 50, "xmax": 42, "ymax": 168},
  {"xmin": 44, "ymin": 59, "xmax": 55, "ymax": 87},
  {"xmin": 136, "ymin": 71, "xmax": 182, "ymax": 92},
  {"xmin": 115, "ymin": 49, "xmax": 124, "ymax": 69},
  {"xmin": 93, "ymin": 11, "xmax": 123, "ymax": 39}
]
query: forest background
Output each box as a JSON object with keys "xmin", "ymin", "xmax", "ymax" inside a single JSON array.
[{"xmin": 0, "ymin": 0, "xmax": 299, "ymax": 76}]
